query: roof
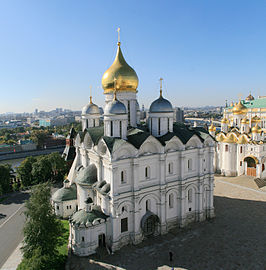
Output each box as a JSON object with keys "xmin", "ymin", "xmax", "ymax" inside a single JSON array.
[
  {"xmin": 52, "ymin": 184, "xmax": 77, "ymax": 202},
  {"xmin": 78, "ymin": 122, "xmax": 212, "ymax": 154},
  {"xmin": 228, "ymin": 97, "xmax": 266, "ymax": 109},
  {"xmin": 70, "ymin": 207, "xmax": 108, "ymax": 227},
  {"xmin": 67, "ymin": 127, "xmax": 76, "ymax": 139},
  {"xmin": 76, "ymin": 164, "xmax": 97, "ymax": 186}
]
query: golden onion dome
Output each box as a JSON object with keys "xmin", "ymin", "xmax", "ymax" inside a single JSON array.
[
  {"xmin": 230, "ymin": 102, "xmax": 234, "ymax": 107},
  {"xmin": 102, "ymin": 42, "xmax": 139, "ymax": 94},
  {"xmin": 224, "ymin": 133, "xmax": 238, "ymax": 143},
  {"xmin": 221, "ymin": 117, "xmax": 229, "ymax": 124},
  {"xmin": 241, "ymin": 117, "xmax": 248, "ymax": 124},
  {"xmin": 251, "ymin": 115, "xmax": 261, "ymax": 123},
  {"xmin": 232, "ymin": 100, "xmax": 247, "ymax": 115},
  {"xmin": 245, "ymin": 93, "xmax": 255, "ymax": 101},
  {"xmin": 237, "ymin": 134, "xmax": 249, "ymax": 144},
  {"xmin": 216, "ymin": 132, "xmax": 226, "ymax": 142},
  {"xmin": 251, "ymin": 123, "xmax": 261, "ymax": 133},
  {"xmin": 209, "ymin": 122, "xmax": 216, "ymax": 132}
]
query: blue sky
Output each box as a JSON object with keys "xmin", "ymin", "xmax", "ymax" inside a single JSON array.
[{"xmin": 0, "ymin": 0, "xmax": 266, "ymax": 113}]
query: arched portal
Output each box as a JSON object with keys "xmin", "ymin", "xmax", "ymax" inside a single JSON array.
[
  {"xmin": 244, "ymin": 156, "xmax": 258, "ymax": 177},
  {"xmin": 141, "ymin": 211, "xmax": 160, "ymax": 236}
]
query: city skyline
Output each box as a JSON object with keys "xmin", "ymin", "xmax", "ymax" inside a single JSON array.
[{"xmin": 1, "ymin": 0, "xmax": 266, "ymax": 113}]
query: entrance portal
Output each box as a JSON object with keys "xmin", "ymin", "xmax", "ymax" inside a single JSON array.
[
  {"xmin": 244, "ymin": 156, "xmax": 257, "ymax": 177},
  {"xmin": 141, "ymin": 211, "xmax": 160, "ymax": 236}
]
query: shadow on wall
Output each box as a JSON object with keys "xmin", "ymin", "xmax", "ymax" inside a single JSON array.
[{"xmin": 67, "ymin": 196, "xmax": 266, "ymax": 270}]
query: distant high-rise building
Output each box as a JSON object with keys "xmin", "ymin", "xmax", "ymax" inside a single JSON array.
[{"xmin": 174, "ymin": 107, "xmax": 184, "ymax": 123}]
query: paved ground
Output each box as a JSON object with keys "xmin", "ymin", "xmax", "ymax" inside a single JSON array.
[
  {"xmin": 0, "ymin": 192, "xmax": 28, "ymax": 269},
  {"xmin": 68, "ymin": 177, "xmax": 266, "ymax": 270}
]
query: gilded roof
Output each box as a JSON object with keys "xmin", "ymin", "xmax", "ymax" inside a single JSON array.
[
  {"xmin": 102, "ymin": 43, "xmax": 138, "ymax": 93},
  {"xmin": 232, "ymin": 100, "xmax": 247, "ymax": 115}
]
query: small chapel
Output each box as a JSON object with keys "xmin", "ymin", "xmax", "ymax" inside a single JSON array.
[{"xmin": 52, "ymin": 31, "xmax": 215, "ymax": 256}]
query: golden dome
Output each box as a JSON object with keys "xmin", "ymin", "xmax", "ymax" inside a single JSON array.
[
  {"xmin": 209, "ymin": 122, "xmax": 216, "ymax": 132},
  {"xmin": 221, "ymin": 117, "xmax": 229, "ymax": 124},
  {"xmin": 230, "ymin": 102, "xmax": 234, "ymax": 107},
  {"xmin": 245, "ymin": 93, "xmax": 254, "ymax": 101},
  {"xmin": 102, "ymin": 43, "xmax": 139, "ymax": 94},
  {"xmin": 216, "ymin": 132, "xmax": 226, "ymax": 142},
  {"xmin": 237, "ymin": 134, "xmax": 249, "ymax": 144},
  {"xmin": 251, "ymin": 115, "xmax": 261, "ymax": 123},
  {"xmin": 251, "ymin": 123, "xmax": 261, "ymax": 133},
  {"xmin": 224, "ymin": 133, "xmax": 238, "ymax": 143},
  {"xmin": 241, "ymin": 117, "xmax": 249, "ymax": 124},
  {"xmin": 232, "ymin": 100, "xmax": 247, "ymax": 115}
]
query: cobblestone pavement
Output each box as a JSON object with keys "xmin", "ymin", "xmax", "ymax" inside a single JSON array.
[{"xmin": 68, "ymin": 177, "xmax": 266, "ymax": 270}]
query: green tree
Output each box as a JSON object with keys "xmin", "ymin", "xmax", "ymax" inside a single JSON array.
[
  {"xmin": 17, "ymin": 156, "xmax": 37, "ymax": 188},
  {"xmin": 31, "ymin": 156, "xmax": 52, "ymax": 184},
  {"xmin": 47, "ymin": 152, "xmax": 68, "ymax": 183},
  {"xmin": 0, "ymin": 164, "xmax": 13, "ymax": 195},
  {"xmin": 19, "ymin": 183, "xmax": 63, "ymax": 270},
  {"xmin": 30, "ymin": 130, "xmax": 48, "ymax": 148}
]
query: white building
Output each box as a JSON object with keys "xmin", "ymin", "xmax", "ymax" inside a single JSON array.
[
  {"xmin": 213, "ymin": 98, "xmax": 266, "ymax": 177},
  {"xmin": 52, "ymin": 37, "xmax": 215, "ymax": 256}
]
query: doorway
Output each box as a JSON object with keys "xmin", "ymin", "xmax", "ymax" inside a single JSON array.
[{"xmin": 98, "ymin": 233, "xmax": 106, "ymax": 247}]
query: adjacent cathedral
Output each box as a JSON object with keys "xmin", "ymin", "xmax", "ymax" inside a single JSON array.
[{"xmin": 52, "ymin": 35, "xmax": 215, "ymax": 256}]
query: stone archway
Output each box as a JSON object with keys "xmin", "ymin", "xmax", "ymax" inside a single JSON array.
[
  {"xmin": 141, "ymin": 211, "xmax": 160, "ymax": 237},
  {"xmin": 244, "ymin": 156, "xmax": 258, "ymax": 177}
]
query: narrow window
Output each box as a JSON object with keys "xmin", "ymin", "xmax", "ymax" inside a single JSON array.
[
  {"xmin": 168, "ymin": 162, "xmax": 173, "ymax": 174},
  {"xmin": 240, "ymin": 146, "xmax": 242, "ymax": 154},
  {"xmin": 110, "ymin": 121, "xmax": 113, "ymax": 136},
  {"xmin": 188, "ymin": 189, "xmax": 192, "ymax": 203},
  {"xmin": 262, "ymin": 164, "xmax": 265, "ymax": 172},
  {"xmin": 69, "ymin": 205, "xmax": 71, "ymax": 209},
  {"xmin": 188, "ymin": 159, "xmax": 192, "ymax": 170},
  {"xmin": 121, "ymin": 218, "xmax": 128, "ymax": 233},
  {"xmin": 93, "ymin": 119, "xmax": 95, "ymax": 127},
  {"xmin": 146, "ymin": 200, "xmax": 150, "ymax": 211},
  {"xmin": 121, "ymin": 171, "xmax": 125, "ymax": 183},
  {"xmin": 57, "ymin": 205, "xmax": 59, "ymax": 210},
  {"xmin": 67, "ymin": 206, "xmax": 69, "ymax": 209},
  {"xmin": 158, "ymin": 118, "xmax": 161, "ymax": 136},
  {"xmin": 225, "ymin": 145, "xmax": 228, "ymax": 152},
  {"xmin": 145, "ymin": 167, "xmax": 150, "ymax": 179},
  {"xmin": 150, "ymin": 118, "xmax": 153, "ymax": 134},
  {"xmin": 218, "ymin": 144, "xmax": 220, "ymax": 150},
  {"xmin": 82, "ymin": 237, "xmax": 85, "ymax": 242},
  {"xmin": 168, "ymin": 118, "xmax": 170, "ymax": 132},
  {"xmin": 169, "ymin": 194, "xmax": 173, "ymax": 208},
  {"xmin": 128, "ymin": 101, "xmax": 131, "ymax": 125},
  {"xmin": 240, "ymin": 161, "xmax": 242, "ymax": 166},
  {"xmin": 120, "ymin": 121, "xmax": 122, "ymax": 138}
]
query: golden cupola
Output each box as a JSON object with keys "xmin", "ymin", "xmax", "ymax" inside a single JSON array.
[
  {"xmin": 221, "ymin": 116, "xmax": 229, "ymax": 124},
  {"xmin": 232, "ymin": 100, "xmax": 247, "ymax": 115},
  {"xmin": 102, "ymin": 42, "xmax": 139, "ymax": 94},
  {"xmin": 251, "ymin": 123, "xmax": 261, "ymax": 133}
]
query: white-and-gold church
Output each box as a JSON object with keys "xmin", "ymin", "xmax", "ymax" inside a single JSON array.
[
  {"xmin": 52, "ymin": 32, "xmax": 215, "ymax": 256},
  {"xmin": 210, "ymin": 96, "xmax": 266, "ymax": 178}
]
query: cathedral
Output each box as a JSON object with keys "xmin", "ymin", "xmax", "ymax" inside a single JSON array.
[
  {"xmin": 52, "ymin": 34, "xmax": 215, "ymax": 256},
  {"xmin": 212, "ymin": 96, "xmax": 266, "ymax": 178}
]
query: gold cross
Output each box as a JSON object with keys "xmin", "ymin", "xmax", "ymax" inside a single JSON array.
[
  {"xmin": 117, "ymin": 27, "xmax": 120, "ymax": 43},
  {"xmin": 89, "ymin": 85, "xmax": 92, "ymax": 104},
  {"xmin": 159, "ymin": 78, "xmax": 163, "ymax": 97},
  {"xmin": 238, "ymin": 93, "xmax": 242, "ymax": 100}
]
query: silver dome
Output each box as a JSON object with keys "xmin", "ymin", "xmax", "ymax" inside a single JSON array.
[
  {"xmin": 149, "ymin": 96, "xmax": 173, "ymax": 113},
  {"xmin": 104, "ymin": 99, "xmax": 127, "ymax": 115},
  {"xmin": 82, "ymin": 103, "xmax": 100, "ymax": 115}
]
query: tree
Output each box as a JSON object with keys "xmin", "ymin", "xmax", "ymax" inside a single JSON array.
[
  {"xmin": 31, "ymin": 156, "xmax": 52, "ymax": 184},
  {"xmin": 17, "ymin": 156, "xmax": 37, "ymax": 188},
  {"xmin": 0, "ymin": 164, "xmax": 13, "ymax": 195},
  {"xmin": 30, "ymin": 130, "xmax": 48, "ymax": 149},
  {"xmin": 20, "ymin": 183, "xmax": 63, "ymax": 270},
  {"xmin": 47, "ymin": 152, "xmax": 68, "ymax": 183}
]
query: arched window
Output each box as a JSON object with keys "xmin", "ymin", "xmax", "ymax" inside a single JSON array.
[
  {"xmin": 240, "ymin": 146, "xmax": 243, "ymax": 154},
  {"xmin": 158, "ymin": 118, "xmax": 161, "ymax": 136},
  {"xmin": 146, "ymin": 200, "xmax": 151, "ymax": 211},
  {"xmin": 188, "ymin": 189, "xmax": 192, "ymax": 203},
  {"xmin": 93, "ymin": 119, "xmax": 95, "ymax": 127},
  {"xmin": 168, "ymin": 162, "xmax": 173, "ymax": 174},
  {"xmin": 167, "ymin": 118, "xmax": 170, "ymax": 132},
  {"xmin": 225, "ymin": 145, "xmax": 228, "ymax": 152},
  {"xmin": 120, "ymin": 121, "xmax": 122, "ymax": 138},
  {"xmin": 145, "ymin": 166, "xmax": 150, "ymax": 179},
  {"xmin": 169, "ymin": 193, "xmax": 173, "ymax": 208}
]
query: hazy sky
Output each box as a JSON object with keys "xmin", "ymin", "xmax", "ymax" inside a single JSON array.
[{"xmin": 0, "ymin": 0, "xmax": 266, "ymax": 113}]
